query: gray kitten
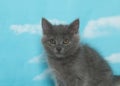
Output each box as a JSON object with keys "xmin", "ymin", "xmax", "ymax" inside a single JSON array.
[{"xmin": 41, "ymin": 18, "xmax": 120, "ymax": 86}]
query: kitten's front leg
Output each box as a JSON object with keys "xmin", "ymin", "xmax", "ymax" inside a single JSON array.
[
  {"xmin": 65, "ymin": 78, "xmax": 82, "ymax": 86},
  {"xmin": 55, "ymin": 78, "xmax": 65, "ymax": 86},
  {"xmin": 65, "ymin": 80, "xmax": 76, "ymax": 86},
  {"xmin": 56, "ymin": 77, "xmax": 83, "ymax": 86},
  {"xmin": 76, "ymin": 77, "xmax": 84, "ymax": 86}
]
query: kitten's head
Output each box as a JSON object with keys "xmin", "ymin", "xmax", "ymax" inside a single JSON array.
[{"xmin": 41, "ymin": 18, "xmax": 80, "ymax": 58}]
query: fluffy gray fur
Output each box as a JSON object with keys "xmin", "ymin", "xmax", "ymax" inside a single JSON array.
[{"xmin": 41, "ymin": 18, "xmax": 120, "ymax": 86}]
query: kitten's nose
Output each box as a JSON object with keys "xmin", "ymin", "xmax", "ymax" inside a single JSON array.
[{"xmin": 56, "ymin": 47, "xmax": 62, "ymax": 52}]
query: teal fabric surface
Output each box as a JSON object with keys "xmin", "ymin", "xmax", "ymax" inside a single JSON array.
[{"xmin": 0, "ymin": 0, "xmax": 120, "ymax": 86}]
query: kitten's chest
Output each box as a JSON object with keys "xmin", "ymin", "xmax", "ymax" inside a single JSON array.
[{"xmin": 48, "ymin": 59, "xmax": 74, "ymax": 78}]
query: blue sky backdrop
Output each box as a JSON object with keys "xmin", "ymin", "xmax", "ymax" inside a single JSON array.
[{"xmin": 0, "ymin": 0, "xmax": 120, "ymax": 86}]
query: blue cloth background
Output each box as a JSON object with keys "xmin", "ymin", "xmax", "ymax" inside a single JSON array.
[{"xmin": 0, "ymin": 0, "xmax": 120, "ymax": 86}]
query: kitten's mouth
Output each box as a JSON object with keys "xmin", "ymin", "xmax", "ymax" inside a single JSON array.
[{"xmin": 55, "ymin": 53, "xmax": 64, "ymax": 58}]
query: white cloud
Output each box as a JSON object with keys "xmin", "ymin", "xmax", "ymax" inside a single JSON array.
[
  {"xmin": 10, "ymin": 19, "xmax": 66, "ymax": 35},
  {"xmin": 10, "ymin": 24, "xmax": 42, "ymax": 35},
  {"xmin": 105, "ymin": 53, "xmax": 120, "ymax": 63},
  {"xmin": 28, "ymin": 53, "xmax": 47, "ymax": 64},
  {"xmin": 83, "ymin": 16, "xmax": 120, "ymax": 38},
  {"xmin": 33, "ymin": 69, "xmax": 51, "ymax": 81}
]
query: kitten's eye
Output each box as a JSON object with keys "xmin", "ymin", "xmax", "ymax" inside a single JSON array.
[
  {"xmin": 63, "ymin": 39, "xmax": 69, "ymax": 44},
  {"xmin": 49, "ymin": 39, "xmax": 56, "ymax": 44}
]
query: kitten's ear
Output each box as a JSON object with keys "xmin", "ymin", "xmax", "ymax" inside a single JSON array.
[
  {"xmin": 42, "ymin": 18, "xmax": 52, "ymax": 34},
  {"xmin": 68, "ymin": 19, "xmax": 79, "ymax": 34}
]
